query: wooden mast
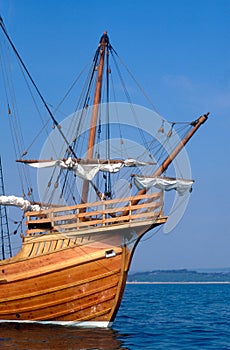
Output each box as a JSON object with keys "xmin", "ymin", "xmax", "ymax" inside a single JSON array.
[
  {"xmin": 139, "ymin": 112, "xmax": 209, "ymax": 194},
  {"xmin": 151, "ymin": 112, "xmax": 209, "ymax": 178},
  {"xmin": 81, "ymin": 32, "xmax": 109, "ymax": 204},
  {"xmin": 122, "ymin": 112, "xmax": 209, "ymax": 214}
]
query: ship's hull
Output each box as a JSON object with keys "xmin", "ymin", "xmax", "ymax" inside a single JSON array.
[
  {"xmin": 0, "ymin": 221, "xmax": 166, "ymax": 327},
  {"xmin": 0, "ymin": 192, "xmax": 166, "ymax": 327},
  {"xmin": 0, "ymin": 237, "xmax": 128, "ymax": 327}
]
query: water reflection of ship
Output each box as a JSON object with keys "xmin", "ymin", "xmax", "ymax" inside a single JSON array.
[{"xmin": 0, "ymin": 322, "xmax": 128, "ymax": 349}]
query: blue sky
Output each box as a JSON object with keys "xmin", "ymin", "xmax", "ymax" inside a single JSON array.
[{"xmin": 0, "ymin": 0, "xmax": 229, "ymax": 271}]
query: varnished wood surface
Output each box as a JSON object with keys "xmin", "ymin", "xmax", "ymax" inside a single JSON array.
[
  {"xmin": 0, "ymin": 240, "xmax": 130, "ymax": 323},
  {"xmin": 0, "ymin": 191, "xmax": 166, "ymax": 324},
  {"xmin": 25, "ymin": 192, "xmax": 163, "ymax": 235}
]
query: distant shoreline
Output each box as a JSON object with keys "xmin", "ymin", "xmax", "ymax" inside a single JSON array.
[
  {"xmin": 127, "ymin": 269, "xmax": 230, "ymax": 283},
  {"xmin": 127, "ymin": 281, "xmax": 230, "ymax": 285}
]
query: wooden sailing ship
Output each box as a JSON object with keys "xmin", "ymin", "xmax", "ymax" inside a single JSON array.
[{"xmin": 0, "ymin": 23, "xmax": 209, "ymax": 327}]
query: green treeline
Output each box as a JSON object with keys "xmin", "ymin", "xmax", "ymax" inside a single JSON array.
[{"xmin": 128, "ymin": 269, "xmax": 230, "ymax": 282}]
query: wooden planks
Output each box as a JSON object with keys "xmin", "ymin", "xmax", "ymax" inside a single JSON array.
[
  {"xmin": 0, "ymin": 244, "xmax": 130, "ymax": 323},
  {"xmin": 25, "ymin": 191, "xmax": 163, "ymax": 235}
]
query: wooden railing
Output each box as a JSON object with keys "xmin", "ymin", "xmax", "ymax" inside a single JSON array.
[{"xmin": 25, "ymin": 192, "xmax": 163, "ymax": 235}]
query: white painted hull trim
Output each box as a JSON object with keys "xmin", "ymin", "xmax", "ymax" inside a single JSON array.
[{"xmin": 0, "ymin": 319, "xmax": 112, "ymax": 328}]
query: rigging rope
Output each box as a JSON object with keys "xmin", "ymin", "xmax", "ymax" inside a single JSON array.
[
  {"xmin": 110, "ymin": 45, "xmax": 161, "ymax": 116},
  {"xmin": 0, "ymin": 17, "xmax": 78, "ymax": 160},
  {"xmin": 0, "ymin": 38, "xmax": 35, "ymax": 200}
]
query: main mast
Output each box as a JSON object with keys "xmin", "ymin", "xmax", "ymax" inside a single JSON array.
[{"xmin": 81, "ymin": 32, "xmax": 109, "ymax": 204}]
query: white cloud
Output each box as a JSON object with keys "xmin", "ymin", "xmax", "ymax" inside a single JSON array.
[
  {"xmin": 161, "ymin": 74, "xmax": 230, "ymax": 117},
  {"xmin": 162, "ymin": 74, "xmax": 194, "ymax": 91}
]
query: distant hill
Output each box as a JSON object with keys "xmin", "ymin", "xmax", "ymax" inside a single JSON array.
[{"xmin": 128, "ymin": 269, "xmax": 230, "ymax": 283}]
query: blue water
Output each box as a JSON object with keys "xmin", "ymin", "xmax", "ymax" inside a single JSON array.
[
  {"xmin": 0, "ymin": 284, "xmax": 230, "ymax": 349},
  {"xmin": 115, "ymin": 284, "xmax": 230, "ymax": 349}
]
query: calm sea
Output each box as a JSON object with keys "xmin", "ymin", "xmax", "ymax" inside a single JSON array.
[{"xmin": 0, "ymin": 284, "xmax": 230, "ymax": 349}]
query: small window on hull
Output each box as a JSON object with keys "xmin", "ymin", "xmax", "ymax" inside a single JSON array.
[{"xmin": 105, "ymin": 249, "xmax": 116, "ymax": 258}]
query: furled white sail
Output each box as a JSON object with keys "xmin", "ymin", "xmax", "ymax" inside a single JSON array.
[
  {"xmin": 134, "ymin": 175, "xmax": 194, "ymax": 195},
  {"xmin": 25, "ymin": 157, "xmax": 154, "ymax": 181},
  {"xmin": 0, "ymin": 195, "xmax": 40, "ymax": 211}
]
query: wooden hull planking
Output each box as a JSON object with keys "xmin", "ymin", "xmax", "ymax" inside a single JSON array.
[
  {"xmin": 0, "ymin": 192, "xmax": 166, "ymax": 326},
  {"xmin": 0, "ymin": 240, "xmax": 128, "ymax": 324}
]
